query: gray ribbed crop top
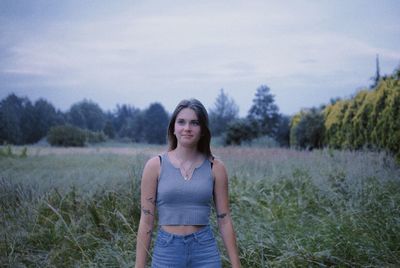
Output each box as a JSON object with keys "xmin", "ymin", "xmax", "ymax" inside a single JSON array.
[{"xmin": 156, "ymin": 153, "xmax": 214, "ymax": 225}]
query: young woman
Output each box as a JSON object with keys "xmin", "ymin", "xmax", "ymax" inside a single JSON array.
[{"xmin": 135, "ymin": 99, "xmax": 240, "ymax": 268}]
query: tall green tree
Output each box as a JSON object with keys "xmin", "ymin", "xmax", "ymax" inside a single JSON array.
[
  {"xmin": 142, "ymin": 103, "xmax": 169, "ymax": 144},
  {"xmin": 341, "ymin": 91, "xmax": 368, "ymax": 149},
  {"xmin": 293, "ymin": 108, "xmax": 324, "ymax": 149},
  {"xmin": 114, "ymin": 105, "xmax": 136, "ymax": 133},
  {"xmin": 275, "ymin": 114, "xmax": 291, "ymax": 147},
  {"xmin": 120, "ymin": 112, "xmax": 144, "ymax": 142},
  {"xmin": 324, "ymin": 100, "xmax": 349, "ymax": 148},
  {"xmin": 68, "ymin": 100, "xmax": 105, "ymax": 131},
  {"xmin": 247, "ymin": 85, "xmax": 280, "ymax": 136},
  {"xmin": 0, "ymin": 94, "xmax": 64, "ymax": 144},
  {"xmin": 103, "ymin": 120, "xmax": 115, "ymax": 139},
  {"xmin": 0, "ymin": 94, "xmax": 30, "ymax": 144},
  {"xmin": 209, "ymin": 89, "xmax": 239, "ymax": 136},
  {"xmin": 29, "ymin": 99, "xmax": 60, "ymax": 143},
  {"xmin": 19, "ymin": 100, "xmax": 36, "ymax": 143},
  {"xmin": 113, "ymin": 104, "xmax": 142, "ymax": 140}
]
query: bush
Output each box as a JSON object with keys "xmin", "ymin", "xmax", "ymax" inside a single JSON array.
[
  {"xmin": 0, "ymin": 145, "xmax": 28, "ymax": 158},
  {"xmin": 292, "ymin": 108, "xmax": 325, "ymax": 150},
  {"xmin": 223, "ymin": 119, "xmax": 258, "ymax": 145},
  {"xmin": 47, "ymin": 125, "xmax": 86, "ymax": 147},
  {"xmin": 47, "ymin": 125, "xmax": 108, "ymax": 147},
  {"xmin": 85, "ymin": 130, "xmax": 107, "ymax": 144}
]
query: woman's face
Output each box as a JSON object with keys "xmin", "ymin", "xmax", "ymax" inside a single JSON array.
[{"xmin": 174, "ymin": 108, "xmax": 202, "ymax": 148}]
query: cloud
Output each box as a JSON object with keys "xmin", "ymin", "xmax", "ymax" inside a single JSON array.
[{"xmin": 1, "ymin": 0, "xmax": 399, "ymax": 115}]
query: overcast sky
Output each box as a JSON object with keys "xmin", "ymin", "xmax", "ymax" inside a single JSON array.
[{"xmin": 0, "ymin": 0, "xmax": 399, "ymax": 116}]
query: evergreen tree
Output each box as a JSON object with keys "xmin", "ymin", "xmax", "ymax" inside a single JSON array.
[
  {"xmin": 142, "ymin": 103, "xmax": 169, "ymax": 144},
  {"xmin": 29, "ymin": 99, "xmax": 59, "ymax": 143},
  {"xmin": 247, "ymin": 85, "xmax": 280, "ymax": 137},
  {"xmin": 103, "ymin": 120, "xmax": 115, "ymax": 139},
  {"xmin": 114, "ymin": 105, "xmax": 143, "ymax": 141},
  {"xmin": 209, "ymin": 89, "xmax": 239, "ymax": 136},
  {"xmin": 370, "ymin": 54, "xmax": 381, "ymax": 89},
  {"xmin": 114, "ymin": 104, "xmax": 139, "ymax": 135},
  {"xmin": 0, "ymin": 94, "xmax": 29, "ymax": 144}
]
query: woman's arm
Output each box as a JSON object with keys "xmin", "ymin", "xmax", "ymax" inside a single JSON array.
[
  {"xmin": 135, "ymin": 156, "xmax": 160, "ymax": 268},
  {"xmin": 213, "ymin": 159, "xmax": 241, "ymax": 268}
]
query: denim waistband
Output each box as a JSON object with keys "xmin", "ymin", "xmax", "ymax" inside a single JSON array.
[{"xmin": 158, "ymin": 225, "xmax": 211, "ymax": 240}]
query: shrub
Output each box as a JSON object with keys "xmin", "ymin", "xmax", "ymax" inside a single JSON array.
[
  {"xmin": 224, "ymin": 119, "xmax": 258, "ymax": 145},
  {"xmin": 85, "ymin": 130, "xmax": 107, "ymax": 144},
  {"xmin": 293, "ymin": 108, "xmax": 325, "ymax": 150},
  {"xmin": 47, "ymin": 125, "xmax": 86, "ymax": 147}
]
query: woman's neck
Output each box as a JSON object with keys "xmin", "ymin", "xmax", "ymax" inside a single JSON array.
[{"xmin": 172, "ymin": 145, "xmax": 200, "ymax": 161}]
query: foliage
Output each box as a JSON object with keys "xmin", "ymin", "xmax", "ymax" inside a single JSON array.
[
  {"xmin": 30, "ymin": 99, "xmax": 63, "ymax": 142},
  {"xmin": 0, "ymin": 94, "xmax": 30, "ymax": 144},
  {"xmin": 0, "ymin": 179, "xmax": 140, "ymax": 267},
  {"xmin": 369, "ymin": 54, "xmax": 381, "ymax": 89},
  {"xmin": 67, "ymin": 99, "xmax": 106, "ymax": 131},
  {"xmin": 0, "ymin": 94, "xmax": 171, "ymax": 145},
  {"xmin": 209, "ymin": 89, "xmax": 239, "ymax": 136},
  {"xmin": 84, "ymin": 130, "xmax": 107, "ymax": 144},
  {"xmin": 113, "ymin": 104, "xmax": 143, "ymax": 141},
  {"xmin": 247, "ymin": 85, "xmax": 280, "ymax": 137},
  {"xmin": 103, "ymin": 120, "xmax": 115, "ymax": 139},
  {"xmin": 1, "ymin": 66, "xmax": 398, "ymax": 153},
  {"xmin": 323, "ymin": 70, "xmax": 400, "ymax": 160},
  {"xmin": 223, "ymin": 119, "xmax": 258, "ymax": 145},
  {"xmin": 274, "ymin": 114, "xmax": 291, "ymax": 147},
  {"xmin": 0, "ymin": 145, "xmax": 28, "ymax": 158},
  {"xmin": 289, "ymin": 111, "xmax": 303, "ymax": 148},
  {"xmin": 1, "ymin": 147, "xmax": 399, "ymax": 267},
  {"xmin": 0, "ymin": 94, "xmax": 62, "ymax": 145},
  {"xmin": 47, "ymin": 125, "xmax": 108, "ymax": 147},
  {"xmin": 47, "ymin": 125, "xmax": 86, "ymax": 147},
  {"xmin": 324, "ymin": 99, "xmax": 349, "ymax": 148},
  {"xmin": 142, "ymin": 103, "xmax": 169, "ymax": 144},
  {"xmin": 223, "ymin": 85, "xmax": 284, "ymax": 146},
  {"xmin": 290, "ymin": 108, "xmax": 324, "ymax": 149}
]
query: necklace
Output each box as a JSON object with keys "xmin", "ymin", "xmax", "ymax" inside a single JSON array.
[{"xmin": 179, "ymin": 159, "xmax": 196, "ymax": 181}]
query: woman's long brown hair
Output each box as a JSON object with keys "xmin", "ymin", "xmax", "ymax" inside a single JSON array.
[{"xmin": 167, "ymin": 99, "xmax": 212, "ymax": 158}]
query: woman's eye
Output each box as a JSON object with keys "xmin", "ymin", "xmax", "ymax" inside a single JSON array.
[
  {"xmin": 191, "ymin": 121, "xmax": 200, "ymax": 126},
  {"xmin": 177, "ymin": 119, "xmax": 185, "ymax": 125}
]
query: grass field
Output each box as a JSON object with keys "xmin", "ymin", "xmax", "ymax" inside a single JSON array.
[{"xmin": 1, "ymin": 144, "xmax": 399, "ymax": 267}]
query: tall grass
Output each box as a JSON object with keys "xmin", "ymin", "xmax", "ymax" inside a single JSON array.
[{"xmin": 1, "ymin": 146, "xmax": 399, "ymax": 267}]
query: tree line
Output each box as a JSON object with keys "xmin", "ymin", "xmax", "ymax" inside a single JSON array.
[
  {"xmin": 0, "ymin": 95, "xmax": 169, "ymax": 146},
  {"xmin": 0, "ymin": 87, "xmax": 289, "ymax": 147},
  {"xmin": 1, "ymin": 64, "xmax": 398, "ymax": 160},
  {"xmin": 290, "ymin": 66, "xmax": 400, "ymax": 161}
]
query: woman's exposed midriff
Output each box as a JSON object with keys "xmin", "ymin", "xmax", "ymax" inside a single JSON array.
[{"xmin": 161, "ymin": 225, "xmax": 206, "ymax": 235}]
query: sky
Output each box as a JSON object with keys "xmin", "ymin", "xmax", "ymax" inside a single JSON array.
[{"xmin": 0, "ymin": 0, "xmax": 399, "ymax": 116}]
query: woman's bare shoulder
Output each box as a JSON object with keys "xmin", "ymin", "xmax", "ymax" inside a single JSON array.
[
  {"xmin": 210, "ymin": 157, "xmax": 225, "ymax": 167},
  {"xmin": 210, "ymin": 157, "xmax": 227, "ymax": 178},
  {"xmin": 145, "ymin": 155, "xmax": 162, "ymax": 168},
  {"xmin": 142, "ymin": 155, "xmax": 162, "ymax": 180}
]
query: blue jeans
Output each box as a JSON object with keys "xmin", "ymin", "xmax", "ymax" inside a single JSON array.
[{"xmin": 151, "ymin": 225, "xmax": 221, "ymax": 268}]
